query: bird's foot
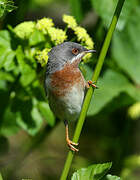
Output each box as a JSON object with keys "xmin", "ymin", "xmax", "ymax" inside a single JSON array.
[
  {"xmin": 87, "ymin": 80, "xmax": 98, "ymax": 89},
  {"xmin": 66, "ymin": 139, "xmax": 79, "ymax": 152}
]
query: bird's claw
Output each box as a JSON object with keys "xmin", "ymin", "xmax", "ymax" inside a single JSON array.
[
  {"xmin": 87, "ymin": 80, "xmax": 98, "ymax": 89},
  {"xmin": 67, "ymin": 139, "xmax": 79, "ymax": 152}
]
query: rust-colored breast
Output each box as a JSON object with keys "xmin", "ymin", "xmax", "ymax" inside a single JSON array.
[{"xmin": 50, "ymin": 62, "xmax": 85, "ymax": 96}]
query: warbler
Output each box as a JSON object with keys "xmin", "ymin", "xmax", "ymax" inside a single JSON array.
[{"xmin": 45, "ymin": 42, "xmax": 96, "ymax": 151}]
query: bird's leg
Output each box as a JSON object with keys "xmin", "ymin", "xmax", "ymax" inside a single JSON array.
[
  {"xmin": 64, "ymin": 120, "xmax": 79, "ymax": 152},
  {"xmin": 86, "ymin": 80, "xmax": 98, "ymax": 89}
]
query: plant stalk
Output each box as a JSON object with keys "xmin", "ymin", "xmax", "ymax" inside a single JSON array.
[{"xmin": 60, "ymin": 0, "xmax": 126, "ymax": 179}]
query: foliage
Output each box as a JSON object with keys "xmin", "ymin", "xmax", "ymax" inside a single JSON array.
[
  {"xmin": 106, "ymin": 174, "xmax": 121, "ymax": 180},
  {"xmin": 71, "ymin": 162, "xmax": 112, "ymax": 180},
  {"xmin": 112, "ymin": 6, "xmax": 140, "ymax": 85},
  {"xmin": 91, "ymin": 0, "xmax": 137, "ymax": 30},
  {"xmin": 87, "ymin": 69, "xmax": 140, "ymax": 116},
  {"xmin": 0, "ymin": 0, "xmax": 17, "ymax": 18}
]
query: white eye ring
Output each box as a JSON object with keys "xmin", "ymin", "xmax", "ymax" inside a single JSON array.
[{"xmin": 72, "ymin": 48, "xmax": 79, "ymax": 55}]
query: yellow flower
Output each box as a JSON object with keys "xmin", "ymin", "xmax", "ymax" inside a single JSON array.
[
  {"xmin": 36, "ymin": 48, "xmax": 51, "ymax": 67},
  {"xmin": 85, "ymin": 37, "xmax": 94, "ymax": 49},
  {"xmin": 74, "ymin": 26, "xmax": 94, "ymax": 49},
  {"xmin": 83, "ymin": 53, "xmax": 92, "ymax": 62},
  {"xmin": 74, "ymin": 26, "xmax": 88, "ymax": 41},
  {"xmin": 128, "ymin": 102, "xmax": 140, "ymax": 119},
  {"xmin": 62, "ymin": 14, "xmax": 94, "ymax": 50},
  {"xmin": 63, "ymin": 14, "xmax": 77, "ymax": 29},
  {"xmin": 48, "ymin": 27, "xmax": 67, "ymax": 45},
  {"xmin": 36, "ymin": 17, "xmax": 54, "ymax": 34},
  {"xmin": 14, "ymin": 21, "xmax": 35, "ymax": 39}
]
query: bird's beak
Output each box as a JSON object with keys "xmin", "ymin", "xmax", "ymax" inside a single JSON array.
[{"xmin": 84, "ymin": 49, "xmax": 96, "ymax": 53}]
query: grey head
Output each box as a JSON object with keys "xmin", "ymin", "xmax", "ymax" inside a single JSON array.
[{"xmin": 46, "ymin": 42, "xmax": 95, "ymax": 75}]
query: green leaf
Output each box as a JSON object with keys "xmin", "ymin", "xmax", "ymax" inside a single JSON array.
[
  {"xmin": 29, "ymin": 29, "xmax": 45, "ymax": 46},
  {"xmin": 16, "ymin": 106, "xmax": 43, "ymax": 136},
  {"xmin": 4, "ymin": 0, "xmax": 17, "ymax": 12},
  {"xmin": 16, "ymin": 46, "xmax": 36, "ymax": 86},
  {"xmin": 30, "ymin": 106, "xmax": 43, "ymax": 135},
  {"xmin": 0, "ymin": 47, "xmax": 16, "ymax": 70},
  {"xmin": 0, "ymin": 30, "xmax": 16, "ymax": 70},
  {"xmin": 31, "ymin": 80, "xmax": 45, "ymax": 101},
  {"xmin": 0, "ymin": 0, "xmax": 5, "ymax": 17},
  {"xmin": 0, "ymin": 80, "xmax": 7, "ymax": 90},
  {"xmin": 0, "ymin": 71, "xmax": 14, "ymax": 82},
  {"xmin": 13, "ymin": 98, "xmax": 43, "ymax": 136},
  {"xmin": 112, "ymin": 6, "xmax": 140, "ymax": 85},
  {"xmin": 3, "ymin": 50, "xmax": 16, "ymax": 71},
  {"xmin": 71, "ymin": 162, "xmax": 112, "ymax": 180},
  {"xmin": 87, "ymin": 69, "xmax": 140, "ymax": 116},
  {"xmin": 106, "ymin": 174, "xmax": 121, "ymax": 180},
  {"xmin": 0, "ymin": 0, "xmax": 17, "ymax": 18},
  {"xmin": 38, "ymin": 101, "xmax": 55, "ymax": 127},
  {"xmin": 0, "ymin": 30, "xmax": 11, "ymax": 47},
  {"xmin": 91, "ymin": 0, "xmax": 137, "ymax": 30},
  {"xmin": 0, "ymin": 47, "xmax": 10, "ymax": 68},
  {"xmin": 0, "ymin": 106, "xmax": 19, "ymax": 136}
]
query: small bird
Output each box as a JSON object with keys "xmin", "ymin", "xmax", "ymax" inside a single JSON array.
[{"xmin": 45, "ymin": 42, "xmax": 96, "ymax": 152}]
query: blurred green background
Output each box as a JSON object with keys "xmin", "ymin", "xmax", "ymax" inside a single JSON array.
[{"xmin": 0, "ymin": 0, "xmax": 140, "ymax": 179}]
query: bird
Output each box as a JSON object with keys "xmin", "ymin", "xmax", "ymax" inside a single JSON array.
[{"xmin": 45, "ymin": 42, "xmax": 96, "ymax": 152}]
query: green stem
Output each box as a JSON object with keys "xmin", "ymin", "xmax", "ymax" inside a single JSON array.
[
  {"xmin": 60, "ymin": 0, "xmax": 126, "ymax": 179},
  {"xmin": 0, "ymin": 172, "xmax": 3, "ymax": 180}
]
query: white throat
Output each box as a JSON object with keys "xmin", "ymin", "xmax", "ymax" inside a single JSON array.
[{"xmin": 70, "ymin": 52, "xmax": 85, "ymax": 64}]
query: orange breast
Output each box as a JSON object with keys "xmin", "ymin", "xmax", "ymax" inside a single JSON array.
[{"xmin": 50, "ymin": 62, "xmax": 85, "ymax": 96}]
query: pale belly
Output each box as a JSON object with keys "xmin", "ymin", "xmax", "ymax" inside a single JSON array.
[{"xmin": 48, "ymin": 84, "xmax": 85, "ymax": 121}]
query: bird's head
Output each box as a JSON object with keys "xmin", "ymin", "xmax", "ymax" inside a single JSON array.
[{"xmin": 46, "ymin": 42, "xmax": 95, "ymax": 75}]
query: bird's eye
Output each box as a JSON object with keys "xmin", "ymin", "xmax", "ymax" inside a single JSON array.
[{"xmin": 72, "ymin": 48, "xmax": 79, "ymax": 55}]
